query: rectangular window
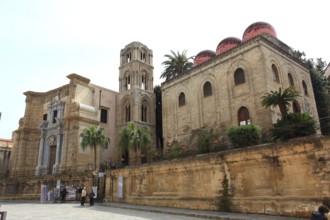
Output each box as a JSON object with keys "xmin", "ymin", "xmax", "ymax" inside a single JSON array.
[
  {"xmin": 43, "ymin": 114, "xmax": 48, "ymax": 121},
  {"xmin": 100, "ymin": 108, "xmax": 108, "ymax": 123}
]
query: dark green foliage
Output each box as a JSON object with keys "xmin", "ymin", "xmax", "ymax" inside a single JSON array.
[
  {"xmin": 196, "ymin": 129, "xmax": 217, "ymax": 154},
  {"xmin": 227, "ymin": 125, "xmax": 261, "ymax": 148},
  {"xmin": 160, "ymin": 50, "xmax": 193, "ymax": 80},
  {"xmin": 309, "ymin": 60, "xmax": 330, "ymax": 135},
  {"xmin": 167, "ymin": 144, "xmax": 194, "ymax": 159},
  {"xmin": 292, "ymin": 50, "xmax": 330, "ymax": 135},
  {"xmin": 260, "ymin": 87, "xmax": 301, "ymax": 118},
  {"xmin": 80, "ymin": 126, "xmax": 111, "ymax": 171},
  {"xmin": 154, "ymin": 85, "xmax": 163, "ymax": 150},
  {"xmin": 271, "ymin": 113, "xmax": 317, "ymax": 141},
  {"xmin": 216, "ymin": 173, "xmax": 232, "ymax": 212}
]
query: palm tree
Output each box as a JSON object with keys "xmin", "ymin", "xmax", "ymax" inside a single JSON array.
[
  {"xmin": 117, "ymin": 122, "xmax": 152, "ymax": 164},
  {"xmin": 260, "ymin": 87, "xmax": 301, "ymax": 117},
  {"xmin": 80, "ymin": 126, "xmax": 110, "ymax": 171},
  {"xmin": 160, "ymin": 50, "xmax": 193, "ymax": 80}
]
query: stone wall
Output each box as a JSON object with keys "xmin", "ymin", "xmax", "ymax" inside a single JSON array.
[
  {"xmin": 0, "ymin": 172, "xmax": 92, "ymax": 200},
  {"xmin": 105, "ymin": 135, "xmax": 330, "ymax": 218}
]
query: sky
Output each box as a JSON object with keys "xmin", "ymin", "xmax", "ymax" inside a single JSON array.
[{"xmin": 0, "ymin": 0, "xmax": 329, "ymax": 139}]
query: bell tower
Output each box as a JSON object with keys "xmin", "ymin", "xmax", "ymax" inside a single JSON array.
[{"xmin": 116, "ymin": 42, "xmax": 156, "ymax": 164}]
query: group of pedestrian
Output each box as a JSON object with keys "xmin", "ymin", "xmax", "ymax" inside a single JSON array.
[
  {"xmin": 80, "ymin": 186, "xmax": 95, "ymax": 206},
  {"xmin": 59, "ymin": 185, "xmax": 95, "ymax": 206}
]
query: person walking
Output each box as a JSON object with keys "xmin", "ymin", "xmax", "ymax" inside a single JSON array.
[
  {"xmin": 89, "ymin": 189, "xmax": 95, "ymax": 206},
  {"xmin": 80, "ymin": 187, "xmax": 87, "ymax": 206},
  {"xmin": 76, "ymin": 186, "xmax": 82, "ymax": 201},
  {"xmin": 61, "ymin": 187, "xmax": 67, "ymax": 203}
]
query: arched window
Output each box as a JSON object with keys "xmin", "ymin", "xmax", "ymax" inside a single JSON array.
[
  {"xmin": 179, "ymin": 92, "xmax": 186, "ymax": 107},
  {"xmin": 141, "ymin": 100, "xmax": 148, "ymax": 122},
  {"xmin": 125, "ymin": 104, "xmax": 131, "ymax": 122},
  {"xmin": 234, "ymin": 68, "xmax": 245, "ymax": 85},
  {"xmin": 288, "ymin": 73, "xmax": 294, "ymax": 86},
  {"xmin": 302, "ymin": 80, "xmax": 308, "ymax": 96},
  {"xmin": 272, "ymin": 64, "xmax": 280, "ymax": 83},
  {"xmin": 238, "ymin": 107, "xmax": 250, "ymax": 125},
  {"xmin": 203, "ymin": 81, "xmax": 212, "ymax": 97},
  {"xmin": 125, "ymin": 74, "xmax": 131, "ymax": 90},
  {"xmin": 142, "ymin": 72, "xmax": 147, "ymax": 90},
  {"xmin": 293, "ymin": 100, "xmax": 301, "ymax": 113}
]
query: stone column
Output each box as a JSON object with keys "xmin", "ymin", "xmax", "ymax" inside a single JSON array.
[
  {"xmin": 53, "ymin": 133, "xmax": 62, "ymax": 174},
  {"xmin": 35, "ymin": 132, "xmax": 46, "ymax": 176}
]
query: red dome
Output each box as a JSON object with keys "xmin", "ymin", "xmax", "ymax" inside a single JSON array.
[
  {"xmin": 242, "ymin": 22, "xmax": 277, "ymax": 42},
  {"xmin": 216, "ymin": 37, "xmax": 242, "ymax": 55},
  {"xmin": 194, "ymin": 50, "xmax": 216, "ymax": 66}
]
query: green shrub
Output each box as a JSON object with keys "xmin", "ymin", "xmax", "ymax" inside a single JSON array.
[
  {"xmin": 271, "ymin": 112, "xmax": 317, "ymax": 141},
  {"xmin": 196, "ymin": 129, "xmax": 217, "ymax": 154},
  {"xmin": 227, "ymin": 125, "xmax": 261, "ymax": 148},
  {"xmin": 170, "ymin": 144, "xmax": 185, "ymax": 159}
]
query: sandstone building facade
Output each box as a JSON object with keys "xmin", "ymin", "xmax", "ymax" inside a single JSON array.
[
  {"xmin": 10, "ymin": 42, "xmax": 156, "ymax": 177},
  {"xmin": 161, "ymin": 22, "xmax": 320, "ymax": 152},
  {"xmin": 9, "ymin": 22, "xmax": 320, "ymax": 177}
]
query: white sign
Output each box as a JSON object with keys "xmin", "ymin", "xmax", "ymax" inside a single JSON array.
[{"xmin": 118, "ymin": 176, "xmax": 123, "ymax": 198}]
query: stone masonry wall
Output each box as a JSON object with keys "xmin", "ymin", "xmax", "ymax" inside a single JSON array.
[{"xmin": 105, "ymin": 135, "xmax": 330, "ymax": 218}]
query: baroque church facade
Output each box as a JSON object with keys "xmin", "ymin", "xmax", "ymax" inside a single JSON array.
[
  {"xmin": 10, "ymin": 42, "xmax": 156, "ymax": 177},
  {"xmin": 9, "ymin": 22, "xmax": 320, "ymax": 177}
]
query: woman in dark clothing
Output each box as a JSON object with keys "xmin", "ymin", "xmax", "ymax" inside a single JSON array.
[
  {"xmin": 89, "ymin": 189, "xmax": 95, "ymax": 206},
  {"xmin": 311, "ymin": 205, "xmax": 329, "ymax": 220},
  {"xmin": 60, "ymin": 188, "xmax": 67, "ymax": 203}
]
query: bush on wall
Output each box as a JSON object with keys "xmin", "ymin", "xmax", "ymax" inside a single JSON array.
[
  {"xmin": 227, "ymin": 125, "xmax": 261, "ymax": 148},
  {"xmin": 271, "ymin": 112, "xmax": 317, "ymax": 141}
]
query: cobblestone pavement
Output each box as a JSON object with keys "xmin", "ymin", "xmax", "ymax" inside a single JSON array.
[{"xmin": 0, "ymin": 200, "xmax": 309, "ymax": 220}]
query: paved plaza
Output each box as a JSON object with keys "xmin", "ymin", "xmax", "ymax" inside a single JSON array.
[
  {"xmin": 0, "ymin": 200, "xmax": 309, "ymax": 220},
  {"xmin": 0, "ymin": 201, "xmax": 205, "ymax": 220}
]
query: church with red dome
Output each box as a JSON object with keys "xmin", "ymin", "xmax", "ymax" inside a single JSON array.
[{"xmin": 161, "ymin": 21, "xmax": 320, "ymax": 150}]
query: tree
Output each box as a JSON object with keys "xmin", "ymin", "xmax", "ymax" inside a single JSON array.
[
  {"xmin": 292, "ymin": 49, "xmax": 330, "ymax": 135},
  {"xmin": 80, "ymin": 126, "xmax": 110, "ymax": 171},
  {"xmin": 160, "ymin": 50, "xmax": 193, "ymax": 81},
  {"xmin": 260, "ymin": 87, "xmax": 301, "ymax": 118},
  {"xmin": 117, "ymin": 122, "xmax": 152, "ymax": 164}
]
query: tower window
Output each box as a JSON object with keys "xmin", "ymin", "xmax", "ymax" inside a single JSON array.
[
  {"xmin": 141, "ymin": 101, "xmax": 147, "ymax": 122},
  {"xmin": 125, "ymin": 75, "xmax": 131, "ymax": 90},
  {"xmin": 142, "ymin": 73, "xmax": 148, "ymax": 90},
  {"xmin": 141, "ymin": 52, "xmax": 146, "ymax": 62},
  {"xmin": 43, "ymin": 114, "xmax": 47, "ymax": 121},
  {"xmin": 125, "ymin": 105, "xmax": 131, "ymax": 122},
  {"xmin": 100, "ymin": 108, "xmax": 108, "ymax": 123},
  {"xmin": 126, "ymin": 52, "xmax": 131, "ymax": 63}
]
